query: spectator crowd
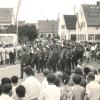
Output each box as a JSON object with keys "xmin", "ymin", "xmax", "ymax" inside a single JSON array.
[
  {"xmin": 0, "ymin": 38, "xmax": 100, "ymax": 100},
  {"xmin": 0, "ymin": 65, "xmax": 100, "ymax": 100}
]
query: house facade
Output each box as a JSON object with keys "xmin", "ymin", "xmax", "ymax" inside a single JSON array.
[
  {"xmin": 0, "ymin": 8, "xmax": 15, "ymax": 29},
  {"xmin": 0, "ymin": 8, "xmax": 18, "ymax": 44},
  {"xmin": 76, "ymin": 1, "xmax": 100, "ymax": 42},
  {"xmin": 58, "ymin": 15, "xmax": 77, "ymax": 41},
  {"xmin": 38, "ymin": 20, "xmax": 58, "ymax": 38}
]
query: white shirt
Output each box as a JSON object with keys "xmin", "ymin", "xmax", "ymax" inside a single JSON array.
[
  {"xmin": 5, "ymin": 47, "xmax": 10, "ymax": 59},
  {"xmin": 38, "ymin": 85, "xmax": 60, "ymax": 100},
  {"xmin": 1, "ymin": 47, "xmax": 5, "ymax": 60},
  {"xmin": 17, "ymin": 46, "xmax": 21, "ymax": 51},
  {"xmin": 22, "ymin": 76, "xmax": 41, "ymax": 100},
  {"xmin": 72, "ymin": 84, "xmax": 85, "ymax": 100},
  {"xmin": 91, "ymin": 46, "xmax": 96, "ymax": 51},
  {"xmin": 95, "ymin": 75, "xmax": 100, "ymax": 83},
  {"xmin": 11, "ymin": 85, "xmax": 18, "ymax": 100},
  {"xmin": 77, "ymin": 64, "xmax": 82, "ymax": 68},
  {"xmin": 86, "ymin": 81, "xmax": 100, "ymax": 100},
  {"xmin": 0, "ymin": 94, "xmax": 14, "ymax": 100},
  {"xmin": 41, "ymin": 78, "xmax": 48, "ymax": 89},
  {"xmin": 10, "ymin": 47, "xmax": 14, "ymax": 53}
]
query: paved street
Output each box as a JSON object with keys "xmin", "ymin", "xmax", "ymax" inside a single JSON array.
[
  {"xmin": 0, "ymin": 60, "xmax": 100, "ymax": 84},
  {"xmin": 0, "ymin": 63, "xmax": 44, "ymax": 84}
]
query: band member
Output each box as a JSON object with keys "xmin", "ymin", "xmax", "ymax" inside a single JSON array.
[{"xmin": 20, "ymin": 47, "xmax": 27, "ymax": 78}]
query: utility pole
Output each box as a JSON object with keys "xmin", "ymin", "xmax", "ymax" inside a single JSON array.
[
  {"xmin": 73, "ymin": 6, "xmax": 76, "ymax": 15},
  {"xmin": 15, "ymin": 0, "xmax": 22, "ymax": 44}
]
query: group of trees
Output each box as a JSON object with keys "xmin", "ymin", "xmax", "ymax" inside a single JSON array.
[
  {"xmin": 18, "ymin": 24, "xmax": 38, "ymax": 44},
  {"xmin": 0, "ymin": 24, "xmax": 38, "ymax": 44},
  {"xmin": 0, "ymin": 23, "xmax": 60, "ymax": 44}
]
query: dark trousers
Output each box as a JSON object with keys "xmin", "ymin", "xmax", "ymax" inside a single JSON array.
[
  {"xmin": 37, "ymin": 60, "xmax": 43, "ymax": 73},
  {"xmin": 71, "ymin": 59, "xmax": 77, "ymax": 69},
  {"xmin": 9, "ymin": 52, "xmax": 15, "ymax": 64},
  {"xmin": 5, "ymin": 59, "xmax": 9, "ymax": 64},
  {"xmin": 65, "ymin": 60, "xmax": 71, "ymax": 74},
  {"xmin": 20, "ymin": 64, "xmax": 25, "ymax": 78}
]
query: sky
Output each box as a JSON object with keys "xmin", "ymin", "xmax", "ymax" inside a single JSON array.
[{"xmin": 0, "ymin": 0, "xmax": 98, "ymax": 23}]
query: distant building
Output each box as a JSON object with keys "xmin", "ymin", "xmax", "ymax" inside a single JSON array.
[
  {"xmin": 77, "ymin": 1, "xmax": 100, "ymax": 42},
  {"xmin": 18, "ymin": 20, "xmax": 25, "ymax": 26},
  {"xmin": 0, "ymin": 8, "xmax": 15, "ymax": 29},
  {"xmin": 58, "ymin": 15, "xmax": 77, "ymax": 40},
  {"xmin": 38, "ymin": 20, "xmax": 58, "ymax": 38},
  {"xmin": 0, "ymin": 8, "xmax": 17, "ymax": 44}
]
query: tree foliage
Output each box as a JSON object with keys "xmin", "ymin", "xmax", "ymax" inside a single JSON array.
[{"xmin": 18, "ymin": 24, "xmax": 38, "ymax": 44}]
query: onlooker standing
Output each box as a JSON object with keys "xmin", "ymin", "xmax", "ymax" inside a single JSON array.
[
  {"xmin": 41, "ymin": 69, "xmax": 50, "ymax": 89},
  {"xmin": 5, "ymin": 45, "xmax": 10, "ymax": 64},
  {"xmin": 9, "ymin": 46, "xmax": 15, "ymax": 64},
  {"xmin": 1, "ymin": 46, "xmax": 6, "ymax": 65},
  {"xmin": 85, "ymin": 46, "xmax": 90, "ymax": 63},
  {"xmin": 1, "ymin": 77, "xmax": 11, "ymax": 85},
  {"xmin": 22, "ymin": 66, "xmax": 41, "ymax": 100},
  {"xmin": 95, "ymin": 68, "xmax": 100, "ymax": 83},
  {"xmin": 11, "ymin": 76, "xmax": 18, "ymax": 99},
  {"xmin": 0, "ymin": 84, "xmax": 14, "ymax": 100},
  {"xmin": 85, "ymin": 72, "xmax": 100, "ymax": 100},
  {"xmin": 71, "ymin": 74, "xmax": 85, "ymax": 100},
  {"xmin": 16, "ymin": 44, "xmax": 22, "ymax": 61},
  {"xmin": 20, "ymin": 47, "xmax": 27, "ymax": 78},
  {"xmin": 90, "ymin": 45, "xmax": 96, "ymax": 61},
  {"xmin": 38, "ymin": 73, "xmax": 60, "ymax": 100},
  {"xmin": 60, "ymin": 73, "xmax": 75, "ymax": 100},
  {"xmin": 15, "ymin": 85, "xmax": 26, "ymax": 100}
]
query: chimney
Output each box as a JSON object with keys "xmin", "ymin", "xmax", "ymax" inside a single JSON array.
[{"xmin": 97, "ymin": 1, "xmax": 100, "ymax": 6}]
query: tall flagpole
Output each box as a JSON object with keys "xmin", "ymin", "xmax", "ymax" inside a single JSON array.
[{"xmin": 15, "ymin": 0, "xmax": 22, "ymax": 44}]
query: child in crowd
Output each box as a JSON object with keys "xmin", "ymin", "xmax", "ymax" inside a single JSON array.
[{"xmin": 11, "ymin": 76, "xmax": 18, "ymax": 99}]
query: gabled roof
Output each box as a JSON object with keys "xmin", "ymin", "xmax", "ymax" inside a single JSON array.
[
  {"xmin": 64, "ymin": 15, "xmax": 77, "ymax": 30},
  {"xmin": 38, "ymin": 20, "xmax": 58, "ymax": 33},
  {"xmin": 82, "ymin": 4, "xmax": 100, "ymax": 26},
  {"xmin": 0, "ymin": 8, "xmax": 13, "ymax": 24}
]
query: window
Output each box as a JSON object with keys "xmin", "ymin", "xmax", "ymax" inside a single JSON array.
[
  {"xmin": 77, "ymin": 34, "xmax": 86, "ymax": 41},
  {"xmin": 61, "ymin": 25, "xmax": 65, "ymax": 29},
  {"xmin": 88, "ymin": 34, "xmax": 95, "ymax": 40},
  {"xmin": 95, "ymin": 34, "xmax": 100, "ymax": 40}
]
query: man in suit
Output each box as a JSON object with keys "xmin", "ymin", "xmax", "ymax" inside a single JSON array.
[{"xmin": 20, "ymin": 47, "xmax": 27, "ymax": 78}]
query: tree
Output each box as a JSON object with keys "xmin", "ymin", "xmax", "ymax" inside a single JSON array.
[{"xmin": 18, "ymin": 24, "xmax": 38, "ymax": 44}]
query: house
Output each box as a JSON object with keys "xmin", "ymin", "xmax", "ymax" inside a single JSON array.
[
  {"xmin": 58, "ymin": 15, "xmax": 77, "ymax": 41},
  {"xmin": 77, "ymin": 1, "xmax": 100, "ymax": 42},
  {"xmin": 18, "ymin": 20, "xmax": 26, "ymax": 26},
  {"xmin": 0, "ymin": 8, "xmax": 17, "ymax": 44},
  {"xmin": 38, "ymin": 20, "xmax": 58, "ymax": 38},
  {"xmin": 0, "ymin": 8, "xmax": 15, "ymax": 29}
]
